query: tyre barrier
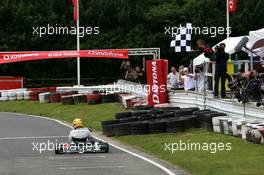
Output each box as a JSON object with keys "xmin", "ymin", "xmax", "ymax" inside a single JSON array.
[
  {"xmin": 114, "ymin": 123, "xmax": 132, "ymax": 136},
  {"xmin": 30, "ymin": 91, "xmax": 39, "ymax": 101},
  {"xmin": 115, "ymin": 112, "xmax": 131, "ymax": 120},
  {"xmin": 61, "ymin": 95, "xmax": 74, "ymax": 105},
  {"xmin": 73, "ymin": 94, "xmax": 87, "ymax": 104},
  {"xmin": 39, "ymin": 92, "xmax": 50, "ymax": 103},
  {"xmin": 49, "ymin": 87, "xmax": 57, "ymax": 92},
  {"xmin": 258, "ymin": 128, "xmax": 264, "ymax": 144},
  {"xmin": 101, "ymin": 120, "xmax": 119, "ymax": 136},
  {"xmin": 86, "ymin": 93, "xmax": 101, "ymax": 105},
  {"xmin": 101, "ymin": 107, "xmax": 203, "ymax": 137},
  {"xmin": 137, "ymin": 114, "xmax": 156, "ymax": 121},
  {"xmin": 196, "ymin": 110, "xmax": 227, "ymax": 132},
  {"xmin": 149, "ymin": 121, "xmax": 167, "ymax": 134},
  {"xmin": 24, "ymin": 91, "xmax": 31, "ymax": 100},
  {"xmin": 16, "ymin": 91, "xmax": 24, "ymax": 100},
  {"xmin": 101, "ymin": 94, "xmax": 115, "ymax": 103},
  {"xmin": 166, "ymin": 118, "xmax": 185, "ymax": 133},
  {"xmin": 119, "ymin": 117, "xmax": 138, "ymax": 123},
  {"xmin": 49, "ymin": 93, "xmax": 61, "ymax": 103},
  {"xmin": 8, "ymin": 91, "xmax": 16, "ymax": 101},
  {"xmin": 0, "ymin": 91, "xmax": 9, "ymax": 101},
  {"xmin": 131, "ymin": 110, "xmax": 150, "ymax": 117},
  {"xmin": 156, "ymin": 112, "xmax": 175, "ymax": 119},
  {"xmin": 131, "ymin": 122, "xmax": 149, "ymax": 135}
]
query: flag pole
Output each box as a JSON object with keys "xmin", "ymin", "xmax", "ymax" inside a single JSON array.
[
  {"xmin": 226, "ymin": 0, "xmax": 230, "ymax": 38},
  {"xmin": 76, "ymin": 0, "xmax": 81, "ymax": 86}
]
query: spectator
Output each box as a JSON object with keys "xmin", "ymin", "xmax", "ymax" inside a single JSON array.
[
  {"xmin": 167, "ymin": 66, "xmax": 179, "ymax": 89},
  {"xmin": 214, "ymin": 43, "xmax": 229, "ymax": 98},
  {"xmin": 125, "ymin": 66, "xmax": 135, "ymax": 81},
  {"xmin": 182, "ymin": 67, "xmax": 196, "ymax": 91},
  {"xmin": 178, "ymin": 65, "xmax": 185, "ymax": 89},
  {"xmin": 120, "ymin": 61, "xmax": 131, "ymax": 76},
  {"xmin": 135, "ymin": 66, "xmax": 144, "ymax": 83}
]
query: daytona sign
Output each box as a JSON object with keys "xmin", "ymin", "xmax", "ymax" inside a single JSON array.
[
  {"xmin": 0, "ymin": 49, "xmax": 128, "ymax": 64},
  {"xmin": 146, "ymin": 59, "xmax": 168, "ymax": 107}
]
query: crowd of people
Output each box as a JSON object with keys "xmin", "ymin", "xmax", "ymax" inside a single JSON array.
[
  {"xmin": 120, "ymin": 61, "xmax": 145, "ymax": 83},
  {"xmin": 167, "ymin": 65, "xmax": 197, "ymax": 91}
]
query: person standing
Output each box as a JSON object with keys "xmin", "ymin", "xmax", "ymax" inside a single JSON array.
[
  {"xmin": 214, "ymin": 43, "xmax": 229, "ymax": 98},
  {"xmin": 167, "ymin": 66, "xmax": 179, "ymax": 89}
]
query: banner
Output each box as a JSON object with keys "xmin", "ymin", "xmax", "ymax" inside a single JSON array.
[
  {"xmin": 228, "ymin": 0, "xmax": 236, "ymax": 13},
  {"xmin": 146, "ymin": 59, "xmax": 168, "ymax": 107},
  {"xmin": 0, "ymin": 49, "xmax": 128, "ymax": 64}
]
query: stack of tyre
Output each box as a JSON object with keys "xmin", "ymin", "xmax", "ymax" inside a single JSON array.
[
  {"xmin": 60, "ymin": 92, "xmax": 117, "ymax": 105},
  {"xmin": 212, "ymin": 116, "xmax": 264, "ymax": 145},
  {"xmin": 0, "ymin": 89, "xmax": 28, "ymax": 101},
  {"xmin": 101, "ymin": 106, "xmax": 201, "ymax": 137},
  {"xmin": 194, "ymin": 109, "xmax": 227, "ymax": 132}
]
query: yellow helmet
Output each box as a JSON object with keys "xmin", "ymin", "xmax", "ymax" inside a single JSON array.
[{"xmin": 72, "ymin": 118, "xmax": 84, "ymax": 129}]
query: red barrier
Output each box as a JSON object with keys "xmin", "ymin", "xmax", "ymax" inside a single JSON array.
[
  {"xmin": 0, "ymin": 77, "xmax": 24, "ymax": 90},
  {"xmin": 146, "ymin": 59, "xmax": 168, "ymax": 107}
]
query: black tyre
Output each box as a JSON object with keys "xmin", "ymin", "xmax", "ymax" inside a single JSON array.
[
  {"xmin": 166, "ymin": 118, "xmax": 185, "ymax": 133},
  {"xmin": 131, "ymin": 110, "xmax": 150, "ymax": 117},
  {"xmin": 104, "ymin": 125, "xmax": 116, "ymax": 137},
  {"xmin": 119, "ymin": 117, "xmax": 138, "ymax": 123},
  {"xmin": 101, "ymin": 120, "xmax": 119, "ymax": 135},
  {"xmin": 115, "ymin": 112, "xmax": 131, "ymax": 120},
  {"xmin": 138, "ymin": 114, "xmax": 156, "ymax": 121},
  {"xmin": 149, "ymin": 121, "xmax": 167, "ymax": 134},
  {"xmin": 174, "ymin": 108, "xmax": 194, "ymax": 117},
  {"xmin": 131, "ymin": 122, "xmax": 149, "ymax": 135},
  {"xmin": 149, "ymin": 108, "xmax": 164, "ymax": 115},
  {"xmin": 114, "ymin": 123, "xmax": 131, "ymax": 136},
  {"xmin": 203, "ymin": 112, "xmax": 227, "ymax": 123},
  {"xmin": 132, "ymin": 106, "xmax": 152, "ymax": 110},
  {"xmin": 101, "ymin": 94, "xmax": 115, "ymax": 103},
  {"xmin": 156, "ymin": 112, "xmax": 175, "ymax": 119},
  {"xmin": 181, "ymin": 116, "xmax": 200, "ymax": 130},
  {"xmin": 73, "ymin": 94, "xmax": 87, "ymax": 104},
  {"xmin": 61, "ymin": 95, "xmax": 74, "ymax": 105},
  {"xmin": 100, "ymin": 142, "xmax": 109, "ymax": 153}
]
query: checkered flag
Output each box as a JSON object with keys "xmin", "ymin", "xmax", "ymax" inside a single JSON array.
[{"xmin": 170, "ymin": 23, "xmax": 192, "ymax": 52}]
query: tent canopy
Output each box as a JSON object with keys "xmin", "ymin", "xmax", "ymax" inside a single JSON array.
[
  {"xmin": 247, "ymin": 28, "xmax": 264, "ymax": 50},
  {"xmin": 193, "ymin": 36, "xmax": 247, "ymax": 66}
]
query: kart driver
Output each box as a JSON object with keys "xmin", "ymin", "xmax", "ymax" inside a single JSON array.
[{"xmin": 69, "ymin": 118, "xmax": 93, "ymax": 143}]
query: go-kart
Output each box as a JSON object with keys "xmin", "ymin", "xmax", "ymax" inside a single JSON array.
[{"xmin": 55, "ymin": 137, "xmax": 109, "ymax": 154}]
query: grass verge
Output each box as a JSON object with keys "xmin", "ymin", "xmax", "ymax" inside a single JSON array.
[{"xmin": 0, "ymin": 101, "xmax": 263, "ymax": 175}]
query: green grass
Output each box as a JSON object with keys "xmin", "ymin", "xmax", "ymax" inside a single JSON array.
[
  {"xmin": 0, "ymin": 101, "xmax": 124, "ymax": 131},
  {"xmin": 0, "ymin": 101, "xmax": 263, "ymax": 175}
]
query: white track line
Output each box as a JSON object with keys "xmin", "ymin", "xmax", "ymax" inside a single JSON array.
[
  {"xmin": 1, "ymin": 112, "xmax": 176, "ymax": 175},
  {"xmin": 0, "ymin": 136, "xmax": 67, "ymax": 140},
  {"xmin": 59, "ymin": 166, "xmax": 124, "ymax": 170}
]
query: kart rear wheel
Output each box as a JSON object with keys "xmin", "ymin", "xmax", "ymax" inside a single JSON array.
[
  {"xmin": 55, "ymin": 147, "xmax": 63, "ymax": 154},
  {"xmin": 101, "ymin": 142, "xmax": 109, "ymax": 153}
]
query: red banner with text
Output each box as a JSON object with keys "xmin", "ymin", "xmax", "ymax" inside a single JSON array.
[
  {"xmin": 0, "ymin": 49, "xmax": 128, "ymax": 64},
  {"xmin": 146, "ymin": 59, "xmax": 168, "ymax": 107}
]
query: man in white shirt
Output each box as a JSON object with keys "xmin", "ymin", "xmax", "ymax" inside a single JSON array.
[
  {"xmin": 167, "ymin": 66, "xmax": 179, "ymax": 89},
  {"xmin": 182, "ymin": 67, "xmax": 196, "ymax": 91}
]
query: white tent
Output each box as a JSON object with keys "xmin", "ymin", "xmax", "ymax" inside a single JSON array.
[
  {"xmin": 247, "ymin": 28, "xmax": 264, "ymax": 50},
  {"xmin": 193, "ymin": 36, "xmax": 247, "ymax": 66}
]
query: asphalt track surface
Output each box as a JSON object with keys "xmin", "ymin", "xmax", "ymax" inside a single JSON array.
[{"xmin": 0, "ymin": 113, "xmax": 173, "ymax": 175}]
